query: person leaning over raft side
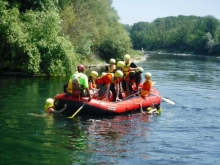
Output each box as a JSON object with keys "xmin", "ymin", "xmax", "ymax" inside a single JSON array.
[
  {"xmin": 140, "ymin": 72, "xmax": 153, "ymax": 97},
  {"xmin": 105, "ymin": 58, "xmax": 116, "ymax": 73},
  {"xmin": 95, "ymin": 70, "xmax": 124, "ymax": 101},
  {"xmin": 66, "ymin": 64, "xmax": 92, "ymax": 100},
  {"xmin": 44, "ymin": 98, "xmax": 67, "ymax": 114},
  {"xmin": 124, "ymin": 67, "xmax": 144, "ymax": 96},
  {"xmin": 122, "ymin": 54, "xmax": 137, "ymax": 96}
]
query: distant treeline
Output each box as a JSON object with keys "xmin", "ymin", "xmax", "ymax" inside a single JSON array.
[
  {"xmin": 1, "ymin": 1, "xmax": 219, "ymax": 76},
  {"xmin": 0, "ymin": 0, "xmax": 132, "ymax": 76},
  {"xmin": 124, "ymin": 15, "xmax": 220, "ymax": 56}
]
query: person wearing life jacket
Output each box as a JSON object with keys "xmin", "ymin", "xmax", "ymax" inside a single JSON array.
[
  {"xmin": 122, "ymin": 54, "xmax": 137, "ymax": 94},
  {"xmin": 88, "ymin": 71, "xmax": 99, "ymax": 97},
  {"xmin": 105, "ymin": 58, "xmax": 116, "ymax": 73},
  {"xmin": 140, "ymin": 72, "xmax": 153, "ymax": 97},
  {"xmin": 67, "ymin": 64, "xmax": 92, "ymax": 100},
  {"xmin": 140, "ymin": 102, "xmax": 162, "ymax": 115},
  {"xmin": 110, "ymin": 61, "xmax": 125, "ymax": 101},
  {"xmin": 124, "ymin": 67, "xmax": 144, "ymax": 96},
  {"xmin": 95, "ymin": 70, "xmax": 124, "ymax": 101},
  {"xmin": 44, "ymin": 98, "xmax": 67, "ymax": 114}
]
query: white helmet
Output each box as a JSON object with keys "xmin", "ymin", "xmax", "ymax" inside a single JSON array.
[
  {"xmin": 124, "ymin": 54, "xmax": 130, "ymax": 60},
  {"xmin": 145, "ymin": 72, "xmax": 152, "ymax": 78},
  {"xmin": 109, "ymin": 58, "xmax": 116, "ymax": 64},
  {"xmin": 136, "ymin": 67, "xmax": 144, "ymax": 73}
]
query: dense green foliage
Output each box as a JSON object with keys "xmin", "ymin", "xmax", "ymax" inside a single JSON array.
[
  {"xmin": 0, "ymin": 0, "xmax": 132, "ymax": 76},
  {"xmin": 128, "ymin": 15, "xmax": 220, "ymax": 56},
  {"xmin": 1, "ymin": 0, "xmax": 220, "ymax": 77}
]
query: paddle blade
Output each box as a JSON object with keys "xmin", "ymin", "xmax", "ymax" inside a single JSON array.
[{"xmin": 161, "ymin": 97, "xmax": 175, "ymax": 105}]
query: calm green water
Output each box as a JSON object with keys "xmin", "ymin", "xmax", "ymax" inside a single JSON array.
[{"xmin": 0, "ymin": 54, "xmax": 220, "ymax": 165}]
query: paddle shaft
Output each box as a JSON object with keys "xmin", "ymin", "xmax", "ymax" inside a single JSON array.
[
  {"xmin": 151, "ymin": 92, "xmax": 175, "ymax": 105},
  {"xmin": 68, "ymin": 99, "xmax": 89, "ymax": 118},
  {"xmin": 68, "ymin": 89, "xmax": 99, "ymax": 118}
]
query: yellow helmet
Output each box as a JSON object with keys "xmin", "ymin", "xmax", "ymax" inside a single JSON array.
[
  {"xmin": 136, "ymin": 67, "xmax": 144, "ymax": 73},
  {"xmin": 116, "ymin": 61, "xmax": 125, "ymax": 68},
  {"xmin": 109, "ymin": 58, "xmax": 116, "ymax": 64},
  {"xmin": 115, "ymin": 70, "xmax": 123, "ymax": 78},
  {"xmin": 124, "ymin": 54, "xmax": 130, "ymax": 61},
  {"xmin": 101, "ymin": 72, "xmax": 107, "ymax": 76},
  {"xmin": 90, "ymin": 71, "xmax": 98, "ymax": 79},
  {"xmin": 145, "ymin": 72, "xmax": 152, "ymax": 78},
  {"xmin": 44, "ymin": 98, "xmax": 54, "ymax": 111}
]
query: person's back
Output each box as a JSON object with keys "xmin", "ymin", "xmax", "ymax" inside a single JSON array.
[
  {"xmin": 72, "ymin": 72, "xmax": 88, "ymax": 89},
  {"xmin": 67, "ymin": 64, "xmax": 92, "ymax": 99}
]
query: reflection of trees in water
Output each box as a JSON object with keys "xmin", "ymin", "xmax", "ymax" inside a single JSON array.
[
  {"xmin": 73, "ymin": 114, "xmax": 153, "ymax": 163},
  {"xmin": 85, "ymin": 114, "xmax": 152, "ymax": 142},
  {"xmin": 56, "ymin": 114, "xmax": 154, "ymax": 164}
]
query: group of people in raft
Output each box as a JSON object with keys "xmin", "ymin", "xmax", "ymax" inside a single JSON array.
[
  {"xmin": 44, "ymin": 54, "xmax": 158, "ymax": 115},
  {"xmin": 66, "ymin": 54, "xmax": 153, "ymax": 101}
]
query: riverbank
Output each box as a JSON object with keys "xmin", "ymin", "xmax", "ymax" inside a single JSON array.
[
  {"xmin": 0, "ymin": 53, "xmax": 145, "ymax": 77},
  {"xmin": 84, "ymin": 53, "xmax": 145, "ymax": 68}
]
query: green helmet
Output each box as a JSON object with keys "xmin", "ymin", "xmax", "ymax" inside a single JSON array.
[
  {"xmin": 116, "ymin": 61, "xmax": 125, "ymax": 68},
  {"xmin": 90, "ymin": 71, "xmax": 98, "ymax": 79},
  {"xmin": 101, "ymin": 72, "xmax": 107, "ymax": 76},
  {"xmin": 109, "ymin": 58, "xmax": 116, "ymax": 64},
  {"xmin": 124, "ymin": 54, "xmax": 130, "ymax": 60},
  {"xmin": 145, "ymin": 72, "xmax": 152, "ymax": 78},
  {"xmin": 136, "ymin": 67, "xmax": 144, "ymax": 73},
  {"xmin": 44, "ymin": 98, "xmax": 54, "ymax": 111},
  {"xmin": 115, "ymin": 70, "xmax": 123, "ymax": 78}
]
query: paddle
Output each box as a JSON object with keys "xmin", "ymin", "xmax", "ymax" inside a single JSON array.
[
  {"xmin": 67, "ymin": 99, "xmax": 89, "ymax": 118},
  {"xmin": 151, "ymin": 92, "xmax": 175, "ymax": 105},
  {"xmin": 67, "ymin": 89, "xmax": 99, "ymax": 118}
]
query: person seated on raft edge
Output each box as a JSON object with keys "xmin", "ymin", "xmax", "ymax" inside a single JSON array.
[
  {"xmin": 88, "ymin": 71, "xmax": 99, "ymax": 98},
  {"xmin": 44, "ymin": 98, "xmax": 67, "ymax": 114},
  {"xmin": 122, "ymin": 54, "xmax": 137, "ymax": 97},
  {"xmin": 139, "ymin": 72, "xmax": 153, "ymax": 114},
  {"xmin": 124, "ymin": 67, "xmax": 144, "ymax": 96},
  {"xmin": 66, "ymin": 64, "xmax": 92, "ymax": 101},
  {"xmin": 95, "ymin": 70, "xmax": 124, "ymax": 101},
  {"xmin": 140, "ymin": 72, "xmax": 153, "ymax": 97},
  {"xmin": 105, "ymin": 58, "xmax": 116, "ymax": 73}
]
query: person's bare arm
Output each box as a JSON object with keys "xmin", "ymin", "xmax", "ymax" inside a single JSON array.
[
  {"xmin": 85, "ymin": 87, "xmax": 92, "ymax": 100},
  {"xmin": 115, "ymin": 83, "xmax": 121, "ymax": 101},
  {"xmin": 51, "ymin": 104, "xmax": 67, "ymax": 114}
]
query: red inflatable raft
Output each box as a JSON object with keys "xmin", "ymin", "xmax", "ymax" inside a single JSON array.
[{"xmin": 54, "ymin": 86, "xmax": 161, "ymax": 116}]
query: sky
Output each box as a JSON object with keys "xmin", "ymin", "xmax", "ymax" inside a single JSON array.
[{"xmin": 112, "ymin": 0, "xmax": 220, "ymax": 25}]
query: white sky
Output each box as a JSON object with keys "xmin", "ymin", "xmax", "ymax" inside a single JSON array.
[{"xmin": 112, "ymin": 0, "xmax": 220, "ymax": 25}]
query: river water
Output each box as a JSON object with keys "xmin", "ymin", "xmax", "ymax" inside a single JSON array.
[{"xmin": 0, "ymin": 54, "xmax": 220, "ymax": 165}]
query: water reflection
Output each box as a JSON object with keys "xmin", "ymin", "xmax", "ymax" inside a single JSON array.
[{"xmin": 1, "ymin": 54, "xmax": 220, "ymax": 164}]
